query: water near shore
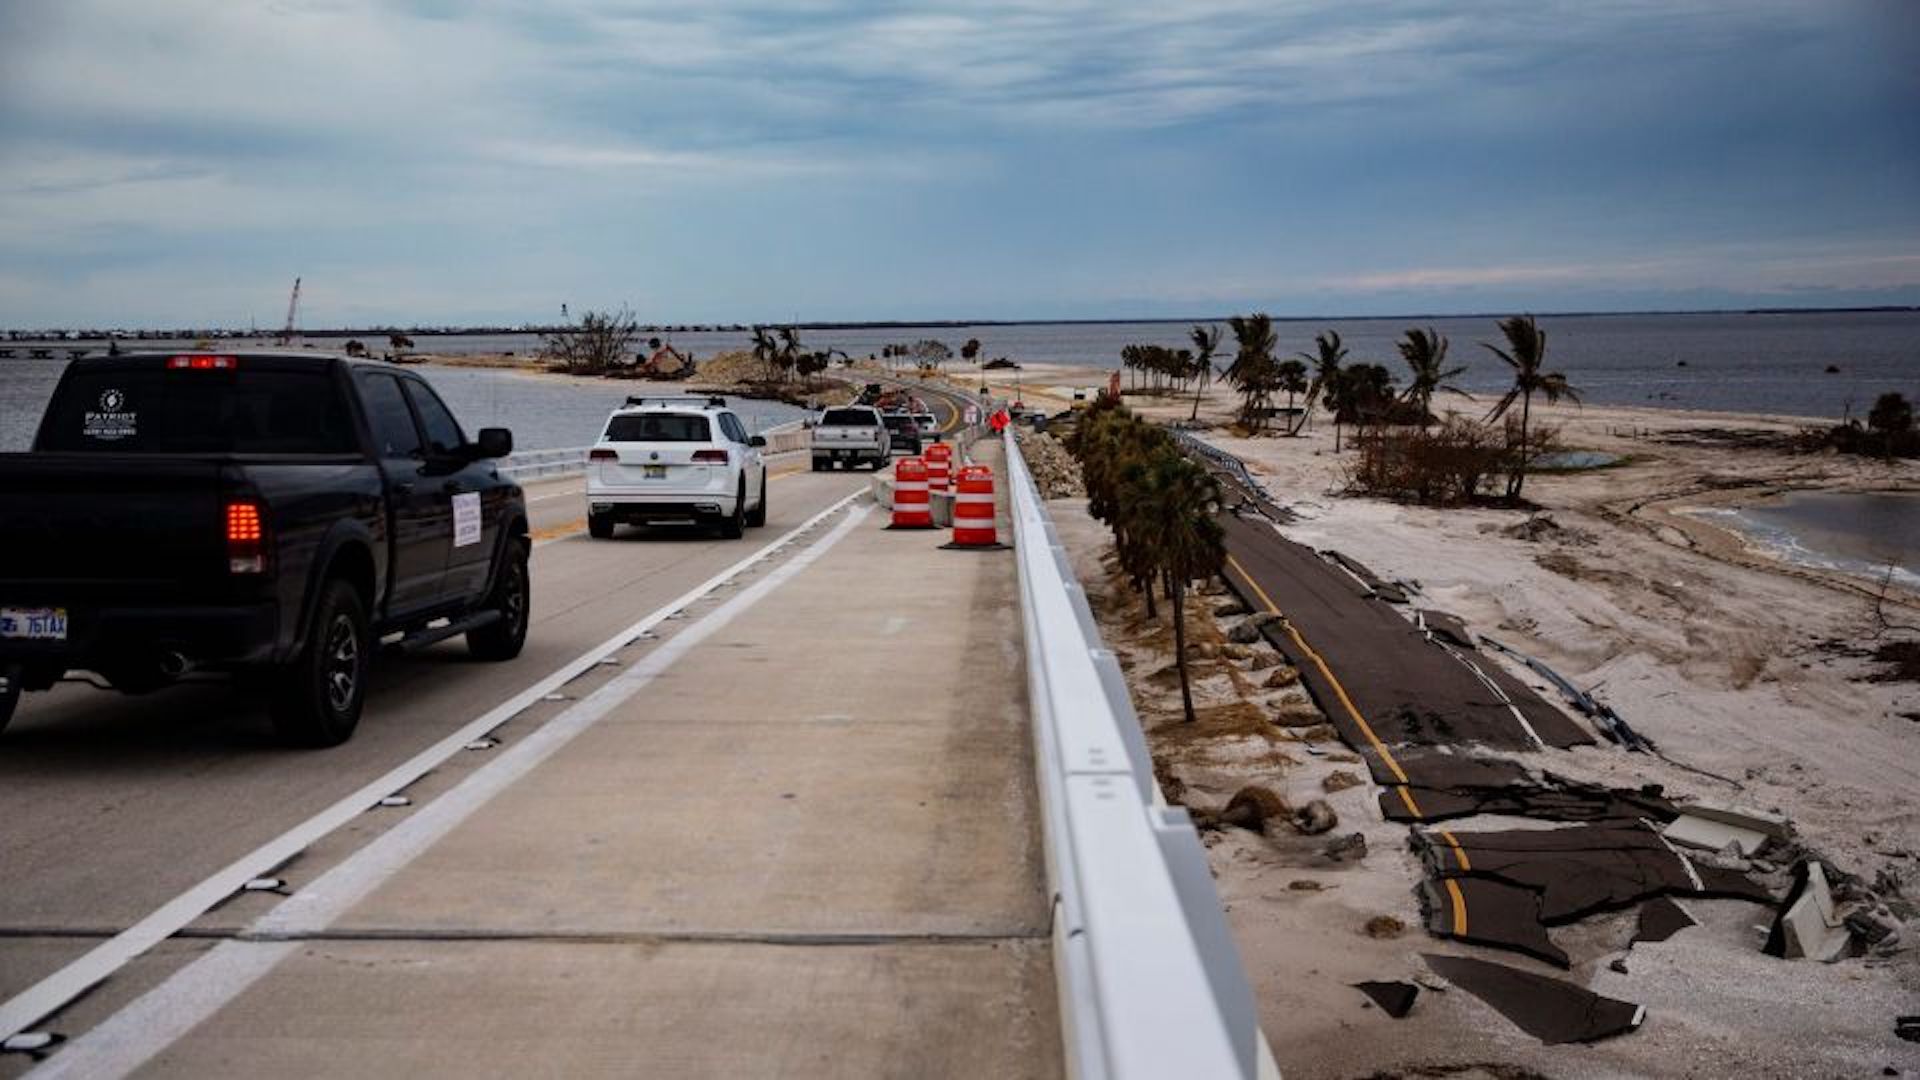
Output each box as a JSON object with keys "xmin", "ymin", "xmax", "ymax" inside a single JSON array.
[
  {"xmin": 1689, "ymin": 491, "xmax": 1920, "ymax": 589},
  {"xmin": 8, "ymin": 308, "xmax": 1918, "ymax": 419},
  {"xmin": 0, "ymin": 360, "xmax": 807, "ymax": 452}
]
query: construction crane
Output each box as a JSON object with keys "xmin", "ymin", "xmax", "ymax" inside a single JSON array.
[{"xmin": 276, "ymin": 277, "xmax": 301, "ymax": 345}]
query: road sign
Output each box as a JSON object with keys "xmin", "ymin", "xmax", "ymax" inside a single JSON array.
[{"xmin": 964, "ymin": 405, "xmax": 980, "ymax": 425}]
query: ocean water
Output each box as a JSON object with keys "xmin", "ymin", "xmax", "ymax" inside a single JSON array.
[
  {"xmin": 0, "ymin": 361, "xmax": 806, "ymax": 453},
  {"xmin": 9, "ymin": 308, "xmax": 1917, "ymax": 419},
  {"xmin": 1688, "ymin": 491, "xmax": 1920, "ymax": 589}
]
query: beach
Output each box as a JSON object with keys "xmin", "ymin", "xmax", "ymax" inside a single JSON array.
[{"xmin": 1003, "ymin": 359, "xmax": 1920, "ymax": 1076}]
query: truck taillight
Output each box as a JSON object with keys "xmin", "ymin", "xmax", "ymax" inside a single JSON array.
[
  {"xmin": 168, "ymin": 355, "xmax": 237, "ymax": 370},
  {"xmin": 691, "ymin": 450, "xmax": 729, "ymax": 464},
  {"xmin": 226, "ymin": 500, "xmax": 266, "ymax": 573}
]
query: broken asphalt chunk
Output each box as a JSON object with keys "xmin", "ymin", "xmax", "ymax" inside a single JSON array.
[
  {"xmin": 1422, "ymin": 953, "xmax": 1645, "ymax": 1045},
  {"xmin": 1632, "ymin": 896, "xmax": 1697, "ymax": 944},
  {"xmin": 1353, "ymin": 980, "xmax": 1419, "ymax": 1018},
  {"xmin": 1420, "ymin": 874, "xmax": 1570, "ymax": 967}
]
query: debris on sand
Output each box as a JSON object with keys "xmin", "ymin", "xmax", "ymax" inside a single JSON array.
[
  {"xmin": 1364, "ymin": 915, "xmax": 1406, "ymax": 939},
  {"xmin": 1322, "ymin": 770, "xmax": 1364, "ymax": 793},
  {"xmin": 1211, "ymin": 785, "xmax": 1291, "ymax": 834},
  {"xmin": 1422, "ymin": 953, "xmax": 1645, "ymax": 1045},
  {"xmin": 1502, "ymin": 514, "xmax": 1563, "ymax": 542},
  {"xmin": 1323, "ymin": 833, "xmax": 1368, "ymax": 862},
  {"xmin": 1352, "ymin": 980, "xmax": 1419, "ymax": 1018},
  {"xmin": 1292, "ymin": 798, "xmax": 1339, "ymax": 835}
]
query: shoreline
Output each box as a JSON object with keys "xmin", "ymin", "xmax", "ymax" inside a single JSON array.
[
  {"xmin": 970, "ymin": 358, "xmax": 1920, "ymax": 601},
  {"xmin": 1031, "ymin": 366, "xmax": 1918, "ymax": 1076}
]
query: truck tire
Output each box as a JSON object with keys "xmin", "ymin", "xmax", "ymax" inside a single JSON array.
[
  {"xmin": 0, "ymin": 666, "xmax": 20, "ymax": 737},
  {"xmin": 719, "ymin": 481, "xmax": 745, "ymax": 539},
  {"xmin": 811, "ymin": 456, "xmax": 826, "ymax": 473},
  {"xmin": 270, "ymin": 578, "xmax": 369, "ymax": 748},
  {"xmin": 468, "ymin": 539, "xmax": 530, "ymax": 661},
  {"xmin": 745, "ymin": 475, "xmax": 767, "ymax": 527},
  {"xmin": 588, "ymin": 512, "xmax": 614, "ymax": 539}
]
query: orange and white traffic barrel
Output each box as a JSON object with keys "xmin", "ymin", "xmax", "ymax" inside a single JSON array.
[
  {"xmin": 924, "ymin": 442, "xmax": 953, "ymax": 492},
  {"xmin": 949, "ymin": 464, "xmax": 999, "ymax": 547},
  {"xmin": 890, "ymin": 457, "xmax": 934, "ymax": 529}
]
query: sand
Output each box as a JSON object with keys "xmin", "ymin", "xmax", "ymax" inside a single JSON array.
[{"xmin": 1030, "ymin": 362, "xmax": 1920, "ymax": 1078}]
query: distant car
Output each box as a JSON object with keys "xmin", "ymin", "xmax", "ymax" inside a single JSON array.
[
  {"xmin": 912, "ymin": 412, "xmax": 939, "ymax": 435},
  {"xmin": 586, "ymin": 397, "xmax": 768, "ymax": 539},
  {"xmin": 882, "ymin": 413, "xmax": 922, "ymax": 455},
  {"xmin": 811, "ymin": 405, "xmax": 890, "ymax": 471}
]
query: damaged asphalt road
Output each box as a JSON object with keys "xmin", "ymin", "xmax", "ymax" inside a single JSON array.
[{"xmin": 1415, "ymin": 821, "xmax": 1775, "ymax": 965}]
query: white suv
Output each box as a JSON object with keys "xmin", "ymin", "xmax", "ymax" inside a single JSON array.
[{"xmin": 586, "ymin": 397, "xmax": 768, "ymax": 539}]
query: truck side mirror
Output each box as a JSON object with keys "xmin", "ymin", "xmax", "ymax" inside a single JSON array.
[{"xmin": 473, "ymin": 427, "xmax": 513, "ymax": 459}]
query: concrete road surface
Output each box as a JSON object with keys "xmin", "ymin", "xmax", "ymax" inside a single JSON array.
[
  {"xmin": 3, "ymin": 445, "xmax": 1061, "ymax": 1077},
  {"xmin": 0, "ymin": 457, "xmax": 850, "ymax": 1004}
]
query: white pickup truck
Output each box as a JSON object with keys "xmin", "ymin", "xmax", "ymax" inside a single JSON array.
[{"xmin": 811, "ymin": 406, "xmax": 891, "ymax": 471}]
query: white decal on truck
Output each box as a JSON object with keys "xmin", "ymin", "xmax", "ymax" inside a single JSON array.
[{"xmin": 452, "ymin": 492, "xmax": 481, "ymax": 547}]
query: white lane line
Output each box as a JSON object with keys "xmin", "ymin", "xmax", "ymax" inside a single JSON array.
[
  {"xmin": 0, "ymin": 487, "xmax": 867, "ymax": 1044},
  {"xmin": 30, "ymin": 503, "xmax": 873, "ymax": 1080}
]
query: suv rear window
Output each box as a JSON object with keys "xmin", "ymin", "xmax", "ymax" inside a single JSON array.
[
  {"xmin": 604, "ymin": 413, "xmax": 711, "ymax": 442},
  {"xmin": 36, "ymin": 368, "xmax": 357, "ymax": 454},
  {"xmin": 822, "ymin": 408, "xmax": 879, "ymax": 426}
]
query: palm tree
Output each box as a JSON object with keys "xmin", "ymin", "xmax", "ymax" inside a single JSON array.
[
  {"xmin": 1119, "ymin": 447, "xmax": 1225, "ymax": 723},
  {"xmin": 1293, "ymin": 330, "xmax": 1347, "ymax": 435},
  {"xmin": 775, "ymin": 326, "xmax": 802, "ymax": 383},
  {"xmin": 1336, "ymin": 363, "xmax": 1398, "ymax": 447},
  {"xmin": 1276, "ymin": 359, "xmax": 1308, "ymax": 428},
  {"xmin": 1397, "ymin": 327, "xmax": 1471, "ymax": 427},
  {"xmin": 749, "ymin": 326, "xmax": 778, "ymax": 382},
  {"xmin": 1187, "ymin": 324, "xmax": 1221, "ymax": 421},
  {"xmin": 1483, "ymin": 315, "xmax": 1579, "ymax": 500},
  {"xmin": 1225, "ymin": 314, "xmax": 1281, "ymax": 432}
]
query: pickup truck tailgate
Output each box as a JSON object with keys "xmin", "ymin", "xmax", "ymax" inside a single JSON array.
[{"xmin": 0, "ymin": 455, "xmax": 227, "ymax": 591}]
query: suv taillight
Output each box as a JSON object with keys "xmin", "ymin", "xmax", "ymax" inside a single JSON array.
[
  {"xmin": 691, "ymin": 450, "xmax": 729, "ymax": 464},
  {"xmin": 589, "ymin": 448, "xmax": 618, "ymax": 461},
  {"xmin": 226, "ymin": 500, "xmax": 266, "ymax": 574}
]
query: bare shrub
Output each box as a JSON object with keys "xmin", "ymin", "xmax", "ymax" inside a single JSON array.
[
  {"xmin": 1346, "ymin": 414, "xmax": 1508, "ymax": 505},
  {"xmin": 542, "ymin": 307, "xmax": 639, "ymax": 374}
]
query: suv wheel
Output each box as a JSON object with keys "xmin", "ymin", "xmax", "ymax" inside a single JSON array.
[
  {"xmin": 468, "ymin": 538, "xmax": 530, "ymax": 660},
  {"xmin": 745, "ymin": 474, "xmax": 768, "ymax": 527},
  {"xmin": 719, "ymin": 481, "xmax": 746, "ymax": 539},
  {"xmin": 588, "ymin": 512, "xmax": 614, "ymax": 539},
  {"xmin": 271, "ymin": 578, "xmax": 368, "ymax": 748}
]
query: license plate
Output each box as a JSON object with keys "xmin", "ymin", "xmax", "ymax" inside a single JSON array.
[
  {"xmin": 643, "ymin": 464, "xmax": 667, "ymax": 479},
  {"xmin": 0, "ymin": 606, "xmax": 68, "ymax": 641}
]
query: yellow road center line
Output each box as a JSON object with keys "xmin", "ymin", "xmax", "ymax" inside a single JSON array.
[
  {"xmin": 1444, "ymin": 878, "xmax": 1469, "ymax": 935},
  {"xmin": 1438, "ymin": 829, "xmax": 1472, "ymax": 872},
  {"xmin": 1223, "ymin": 552, "xmax": 1421, "ymax": 814}
]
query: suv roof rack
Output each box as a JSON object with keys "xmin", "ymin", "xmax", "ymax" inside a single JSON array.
[{"xmin": 623, "ymin": 395, "xmax": 726, "ymax": 408}]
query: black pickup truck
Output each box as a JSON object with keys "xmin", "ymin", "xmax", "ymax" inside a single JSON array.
[{"xmin": 0, "ymin": 351, "xmax": 530, "ymax": 746}]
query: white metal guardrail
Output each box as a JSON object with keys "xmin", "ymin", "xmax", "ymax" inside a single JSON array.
[
  {"xmin": 497, "ymin": 422, "xmax": 812, "ymax": 482},
  {"xmin": 1004, "ymin": 431, "xmax": 1277, "ymax": 1080},
  {"xmin": 497, "ymin": 445, "xmax": 590, "ymax": 481}
]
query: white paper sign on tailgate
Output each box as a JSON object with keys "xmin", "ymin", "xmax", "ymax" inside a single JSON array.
[{"xmin": 452, "ymin": 492, "xmax": 481, "ymax": 547}]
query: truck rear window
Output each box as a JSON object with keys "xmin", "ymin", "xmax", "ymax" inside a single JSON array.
[
  {"xmin": 36, "ymin": 369, "xmax": 357, "ymax": 454},
  {"xmin": 822, "ymin": 409, "xmax": 879, "ymax": 426},
  {"xmin": 603, "ymin": 413, "xmax": 710, "ymax": 442}
]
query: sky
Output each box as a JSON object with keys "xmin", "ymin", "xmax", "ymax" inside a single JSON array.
[{"xmin": 1, "ymin": 0, "xmax": 1917, "ymax": 328}]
